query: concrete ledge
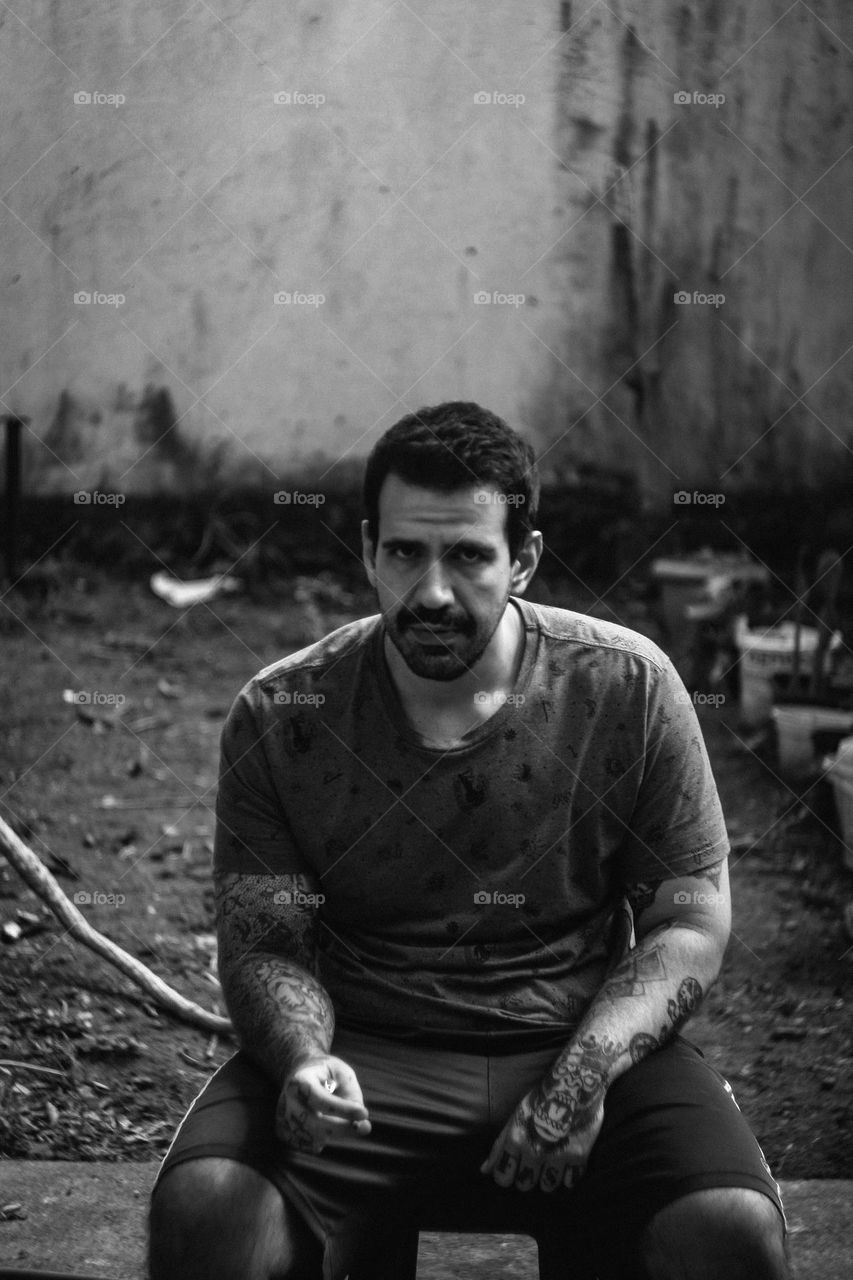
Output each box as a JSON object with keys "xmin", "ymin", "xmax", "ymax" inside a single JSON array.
[{"xmin": 1, "ymin": 1164, "xmax": 851, "ymax": 1279}]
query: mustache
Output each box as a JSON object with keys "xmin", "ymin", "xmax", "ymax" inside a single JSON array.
[{"xmin": 397, "ymin": 607, "xmax": 475, "ymax": 634}]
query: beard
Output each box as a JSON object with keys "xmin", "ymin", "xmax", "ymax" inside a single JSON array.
[{"xmin": 383, "ymin": 599, "xmax": 507, "ymax": 681}]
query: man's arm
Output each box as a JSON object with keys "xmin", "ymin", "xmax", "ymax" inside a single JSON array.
[
  {"xmin": 215, "ymin": 870, "xmax": 334, "ymax": 1084},
  {"xmin": 481, "ymin": 858, "xmax": 730, "ymax": 1191},
  {"xmin": 215, "ymin": 871, "xmax": 370, "ymax": 1150}
]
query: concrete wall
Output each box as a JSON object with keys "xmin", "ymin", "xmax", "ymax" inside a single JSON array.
[{"xmin": 1, "ymin": 1, "xmax": 852, "ymax": 499}]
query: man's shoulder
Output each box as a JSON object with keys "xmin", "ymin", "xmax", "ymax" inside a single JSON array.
[
  {"xmin": 516, "ymin": 597, "xmax": 669, "ymax": 672},
  {"xmin": 249, "ymin": 614, "xmax": 381, "ymax": 693}
]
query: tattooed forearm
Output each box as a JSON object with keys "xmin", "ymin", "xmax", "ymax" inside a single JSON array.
[
  {"xmin": 524, "ymin": 919, "xmax": 722, "ymax": 1145},
  {"xmin": 527, "ymin": 1031, "xmax": 624, "ymax": 1145},
  {"xmin": 603, "ymin": 942, "xmax": 668, "ymax": 998},
  {"xmin": 215, "ymin": 872, "xmax": 335, "ymax": 1084}
]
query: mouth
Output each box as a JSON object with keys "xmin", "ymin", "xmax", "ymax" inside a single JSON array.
[{"xmin": 408, "ymin": 627, "xmax": 461, "ymax": 642}]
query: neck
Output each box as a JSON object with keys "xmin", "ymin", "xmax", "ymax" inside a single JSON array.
[{"xmin": 384, "ymin": 599, "xmax": 524, "ymax": 710}]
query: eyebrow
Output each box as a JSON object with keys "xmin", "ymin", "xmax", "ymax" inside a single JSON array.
[{"xmin": 380, "ymin": 536, "xmax": 497, "ymax": 556}]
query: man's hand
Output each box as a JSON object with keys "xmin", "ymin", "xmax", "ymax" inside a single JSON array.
[
  {"xmin": 480, "ymin": 1083, "xmax": 605, "ymax": 1192},
  {"xmin": 276, "ymin": 1054, "xmax": 372, "ymax": 1153}
]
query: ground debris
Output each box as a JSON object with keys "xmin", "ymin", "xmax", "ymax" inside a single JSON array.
[{"xmin": 78, "ymin": 1034, "xmax": 148, "ymax": 1059}]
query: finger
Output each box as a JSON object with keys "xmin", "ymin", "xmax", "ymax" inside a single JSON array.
[
  {"xmin": 290, "ymin": 1077, "xmax": 369, "ymax": 1123},
  {"xmin": 514, "ymin": 1161, "xmax": 539, "ymax": 1192},
  {"xmin": 326, "ymin": 1063, "xmax": 368, "ymax": 1110},
  {"xmin": 490, "ymin": 1148, "xmax": 519, "ymax": 1188},
  {"xmin": 539, "ymin": 1162, "xmax": 564, "ymax": 1193},
  {"xmin": 479, "ymin": 1136, "xmax": 503, "ymax": 1175},
  {"xmin": 563, "ymin": 1164, "xmax": 584, "ymax": 1188}
]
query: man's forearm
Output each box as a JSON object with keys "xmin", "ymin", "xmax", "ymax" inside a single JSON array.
[
  {"xmin": 531, "ymin": 922, "xmax": 723, "ymax": 1140},
  {"xmin": 220, "ymin": 955, "xmax": 335, "ymax": 1087}
]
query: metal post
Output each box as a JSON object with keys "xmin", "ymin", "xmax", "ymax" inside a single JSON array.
[{"xmin": 3, "ymin": 415, "xmax": 27, "ymax": 585}]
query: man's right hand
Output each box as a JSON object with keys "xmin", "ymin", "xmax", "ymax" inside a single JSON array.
[{"xmin": 276, "ymin": 1055, "xmax": 372, "ymax": 1153}]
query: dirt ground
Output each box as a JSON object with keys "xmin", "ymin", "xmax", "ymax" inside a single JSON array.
[{"xmin": 0, "ymin": 568, "xmax": 851, "ymax": 1178}]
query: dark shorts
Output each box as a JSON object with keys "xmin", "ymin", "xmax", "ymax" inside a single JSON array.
[{"xmin": 152, "ymin": 1029, "xmax": 785, "ymax": 1280}]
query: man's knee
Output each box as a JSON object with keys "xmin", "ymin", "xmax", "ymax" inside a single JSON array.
[
  {"xmin": 148, "ymin": 1156, "xmax": 321, "ymax": 1280},
  {"xmin": 638, "ymin": 1186, "xmax": 790, "ymax": 1280}
]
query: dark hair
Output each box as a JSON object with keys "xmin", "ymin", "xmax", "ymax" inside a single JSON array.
[{"xmin": 363, "ymin": 402, "xmax": 539, "ymax": 558}]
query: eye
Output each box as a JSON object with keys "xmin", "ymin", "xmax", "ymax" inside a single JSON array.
[{"xmin": 454, "ymin": 548, "xmax": 487, "ymax": 564}]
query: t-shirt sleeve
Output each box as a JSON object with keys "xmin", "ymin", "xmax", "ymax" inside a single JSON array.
[
  {"xmin": 212, "ymin": 686, "xmax": 307, "ymax": 877},
  {"xmin": 618, "ymin": 657, "xmax": 730, "ymax": 882}
]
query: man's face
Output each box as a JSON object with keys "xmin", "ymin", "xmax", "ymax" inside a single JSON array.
[{"xmin": 363, "ymin": 475, "xmax": 521, "ymax": 681}]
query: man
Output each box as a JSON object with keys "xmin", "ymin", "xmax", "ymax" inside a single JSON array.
[{"xmin": 149, "ymin": 402, "xmax": 790, "ymax": 1280}]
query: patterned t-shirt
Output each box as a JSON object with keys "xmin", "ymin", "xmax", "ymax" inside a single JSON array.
[{"xmin": 213, "ymin": 597, "xmax": 729, "ymax": 1046}]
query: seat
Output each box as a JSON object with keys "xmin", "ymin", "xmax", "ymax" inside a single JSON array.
[{"xmin": 348, "ymin": 1181, "xmax": 598, "ymax": 1279}]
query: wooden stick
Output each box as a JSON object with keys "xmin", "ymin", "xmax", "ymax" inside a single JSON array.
[{"xmin": 0, "ymin": 813, "xmax": 232, "ymax": 1037}]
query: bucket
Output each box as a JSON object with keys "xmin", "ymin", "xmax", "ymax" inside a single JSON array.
[
  {"xmin": 772, "ymin": 705, "xmax": 853, "ymax": 778},
  {"xmin": 735, "ymin": 619, "xmax": 841, "ymax": 727},
  {"xmin": 826, "ymin": 736, "xmax": 853, "ymax": 871}
]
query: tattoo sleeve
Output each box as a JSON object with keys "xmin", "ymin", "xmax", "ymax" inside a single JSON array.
[
  {"xmin": 214, "ymin": 871, "xmax": 334, "ymax": 1085},
  {"xmin": 530, "ymin": 865, "xmax": 728, "ymax": 1141}
]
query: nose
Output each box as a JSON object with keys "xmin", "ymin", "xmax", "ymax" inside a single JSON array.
[{"xmin": 411, "ymin": 559, "xmax": 455, "ymax": 611}]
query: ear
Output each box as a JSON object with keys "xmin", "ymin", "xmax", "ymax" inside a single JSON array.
[
  {"xmin": 509, "ymin": 530, "xmax": 543, "ymax": 597},
  {"xmin": 361, "ymin": 519, "xmax": 378, "ymax": 589}
]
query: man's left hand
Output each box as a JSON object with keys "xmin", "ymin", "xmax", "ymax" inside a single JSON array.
[{"xmin": 480, "ymin": 1086, "xmax": 605, "ymax": 1192}]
